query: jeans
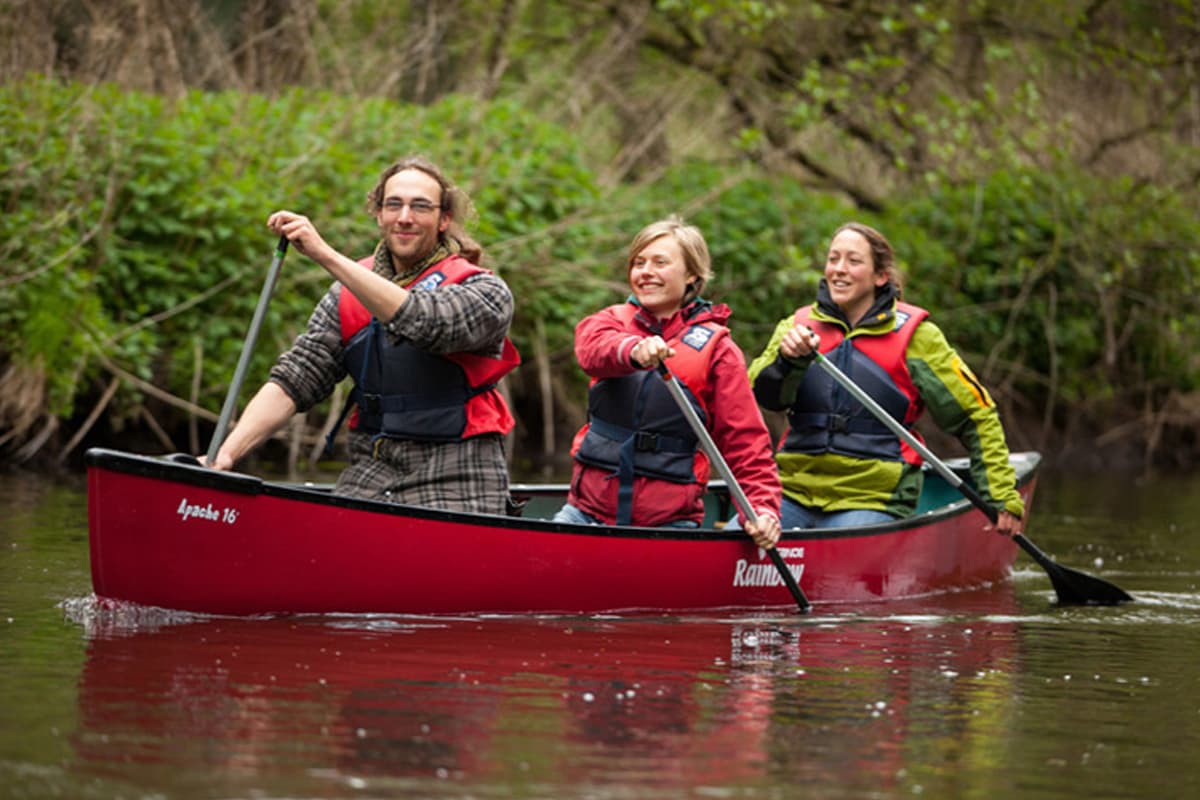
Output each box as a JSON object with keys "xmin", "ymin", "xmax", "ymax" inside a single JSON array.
[
  {"xmin": 726, "ymin": 496, "xmax": 895, "ymax": 530},
  {"xmin": 552, "ymin": 503, "xmax": 699, "ymax": 528}
]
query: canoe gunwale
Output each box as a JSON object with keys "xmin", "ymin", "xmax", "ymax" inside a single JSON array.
[{"xmin": 83, "ymin": 447, "xmax": 1040, "ymax": 544}]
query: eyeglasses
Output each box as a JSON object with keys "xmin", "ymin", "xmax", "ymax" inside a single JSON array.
[{"xmin": 380, "ymin": 198, "xmax": 440, "ymax": 217}]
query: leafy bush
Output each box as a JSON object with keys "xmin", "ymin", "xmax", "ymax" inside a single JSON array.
[
  {"xmin": 0, "ymin": 77, "xmax": 604, "ymax": 459},
  {"xmin": 3, "ymin": 77, "xmax": 1198, "ymax": 469},
  {"xmin": 895, "ymin": 168, "xmax": 1200, "ymax": 432}
]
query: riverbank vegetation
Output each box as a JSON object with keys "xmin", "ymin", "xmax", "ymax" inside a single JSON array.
[{"xmin": 2, "ymin": 1, "xmax": 1198, "ymax": 476}]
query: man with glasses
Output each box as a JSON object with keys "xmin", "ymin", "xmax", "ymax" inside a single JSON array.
[{"xmin": 205, "ymin": 156, "xmax": 520, "ymax": 515}]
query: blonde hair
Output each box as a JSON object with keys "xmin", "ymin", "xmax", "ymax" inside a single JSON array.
[{"xmin": 626, "ymin": 216, "xmax": 713, "ymax": 304}]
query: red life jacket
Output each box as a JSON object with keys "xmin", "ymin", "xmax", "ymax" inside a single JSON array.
[
  {"xmin": 338, "ymin": 254, "xmax": 519, "ymax": 441},
  {"xmin": 574, "ymin": 303, "xmax": 727, "ymax": 525},
  {"xmin": 782, "ymin": 302, "xmax": 928, "ymax": 465}
]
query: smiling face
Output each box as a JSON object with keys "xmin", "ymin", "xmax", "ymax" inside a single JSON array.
[
  {"xmin": 629, "ymin": 234, "xmax": 692, "ymax": 319},
  {"xmin": 374, "ymin": 168, "xmax": 451, "ymax": 271},
  {"xmin": 824, "ymin": 228, "xmax": 890, "ymax": 324}
]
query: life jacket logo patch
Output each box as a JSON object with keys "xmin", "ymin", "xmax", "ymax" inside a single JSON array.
[
  {"xmin": 894, "ymin": 310, "xmax": 911, "ymax": 330},
  {"xmin": 681, "ymin": 325, "xmax": 714, "ymax": 351},
  {"xmin": 415, "ymin": 271, "xmax": 447, "ymax": 291}
]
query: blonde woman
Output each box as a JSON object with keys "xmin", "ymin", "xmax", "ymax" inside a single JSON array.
[{"xmin": 553, "ymin": 217, "xmax": 781, "ymax": 549}]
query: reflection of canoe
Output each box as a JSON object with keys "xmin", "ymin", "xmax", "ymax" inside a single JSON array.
[
  {"xmin": 71, "ymin": 606, "xmax": 1020, "ymax": 787},
  {"xmin": 84, "ymin": 448, "xmax": 1040, "ymax": 615}
]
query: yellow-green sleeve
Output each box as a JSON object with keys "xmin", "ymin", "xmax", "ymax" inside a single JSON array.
[
  {"xmin": 747, "ymin": 316, "xmax": 795, "ymax": 383},
  {"xmin": 907, "ymin": 320, "xmax": 1025, "ymax": 518}
]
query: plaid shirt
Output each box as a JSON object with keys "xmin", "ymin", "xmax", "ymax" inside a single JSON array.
[{"xmin": 269, "ymin": 246, "xmax": 515, "ymax": 514}]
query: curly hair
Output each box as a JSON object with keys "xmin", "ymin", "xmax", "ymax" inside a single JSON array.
[{"xmin": 366, "ymin": 155, "xmax": 484, "ymax": 264}]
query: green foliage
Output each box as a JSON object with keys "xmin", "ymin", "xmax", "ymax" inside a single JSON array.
[
  {"xmin": 894, "ymin": 167, "xmax": 1200, "ymax": 420},
  {"xmin": 2, "ymin": 73, "xmax": 1198, "ymax": 465},
  {"xmin": 0, "ymin": 77, "xmax": 606, "ymax": 443}
]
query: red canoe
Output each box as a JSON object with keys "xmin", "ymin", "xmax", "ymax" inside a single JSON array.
[{"xmin": 84, "ymin": 447, "xmax": 1039, "ymax": 615}]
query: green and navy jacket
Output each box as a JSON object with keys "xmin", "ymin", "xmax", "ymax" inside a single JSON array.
[{"xmin": 749, "ymin": 281, "xmax": 1024, "ymax": 520}]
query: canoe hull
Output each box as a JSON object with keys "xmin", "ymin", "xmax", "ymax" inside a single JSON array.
[{"xmin": 85, "ymin": 448, "xmax": 1039, "ymax": 615}]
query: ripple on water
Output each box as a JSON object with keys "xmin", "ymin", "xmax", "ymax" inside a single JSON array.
[{"xmin": 61, "ymin": 594, "xmax": 227, "ymax": 636}]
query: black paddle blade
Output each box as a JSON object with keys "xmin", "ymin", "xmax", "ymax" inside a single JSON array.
[
  {"xmin": 1014, "ymin": 534, "xmax": 1134, "ymax": 606},
  {"xmin": 767, "ymin": 547, "xmax": 811, "ymax": 613}
]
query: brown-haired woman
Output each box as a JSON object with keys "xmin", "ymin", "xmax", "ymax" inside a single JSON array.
[{"xmin": 748, "ymin": 222, "xmax": 1025, "ymax": 533}]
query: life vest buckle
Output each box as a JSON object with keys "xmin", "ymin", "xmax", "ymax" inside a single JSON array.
[{"xmin": 633, "ymin": 431, "xmax": 661, "ymax": 452}]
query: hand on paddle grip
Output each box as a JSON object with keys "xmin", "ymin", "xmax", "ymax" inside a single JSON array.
[
  {"xmin": 780, "ymin": 326, "xmax": 821, "ymax": 360},
  {"xmin": 631, "ymin": 336, "xmax": 675, "ymax": 369},
  {"xmin": 198, "ymin": 452, "xmax": 234, "ymax": 471},
  {"xmin": 267, "ymin": 210, "xmax": 334, "ymax": 263},
  {"xmin": 743, "ymin": 508, "xmax": 782, "ymax": 550},
  {"xmin": 989, "ymin": 509, "xmax": 1023, "ymax": 537}
]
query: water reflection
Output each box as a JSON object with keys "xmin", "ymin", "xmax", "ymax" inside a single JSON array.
[
  {"xmin": 66, "ymin": 590, "xmax": 1022, "ymax": 795},
  {"xmin": 5, "ymin": 466, "xmax": 1194, "ymax": 799}
]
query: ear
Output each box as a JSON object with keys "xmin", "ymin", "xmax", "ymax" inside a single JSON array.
[
  {"xmin": 874, "ymin": 271, "xmax": 890, "ymax": 288},
  {"xmin": 438, "ymin": 212, "xmax": 452, "ymax": 233}
]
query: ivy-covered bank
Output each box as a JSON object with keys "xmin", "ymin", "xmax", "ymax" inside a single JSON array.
[{"xmin": 2, "ymin": 78, "xmax": 1198, "ymax": 474}]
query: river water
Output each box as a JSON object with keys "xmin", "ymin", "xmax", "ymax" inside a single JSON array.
[{"xmin": 1, "ymin": 465, "xmax": 1198, "ymax": 799}]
